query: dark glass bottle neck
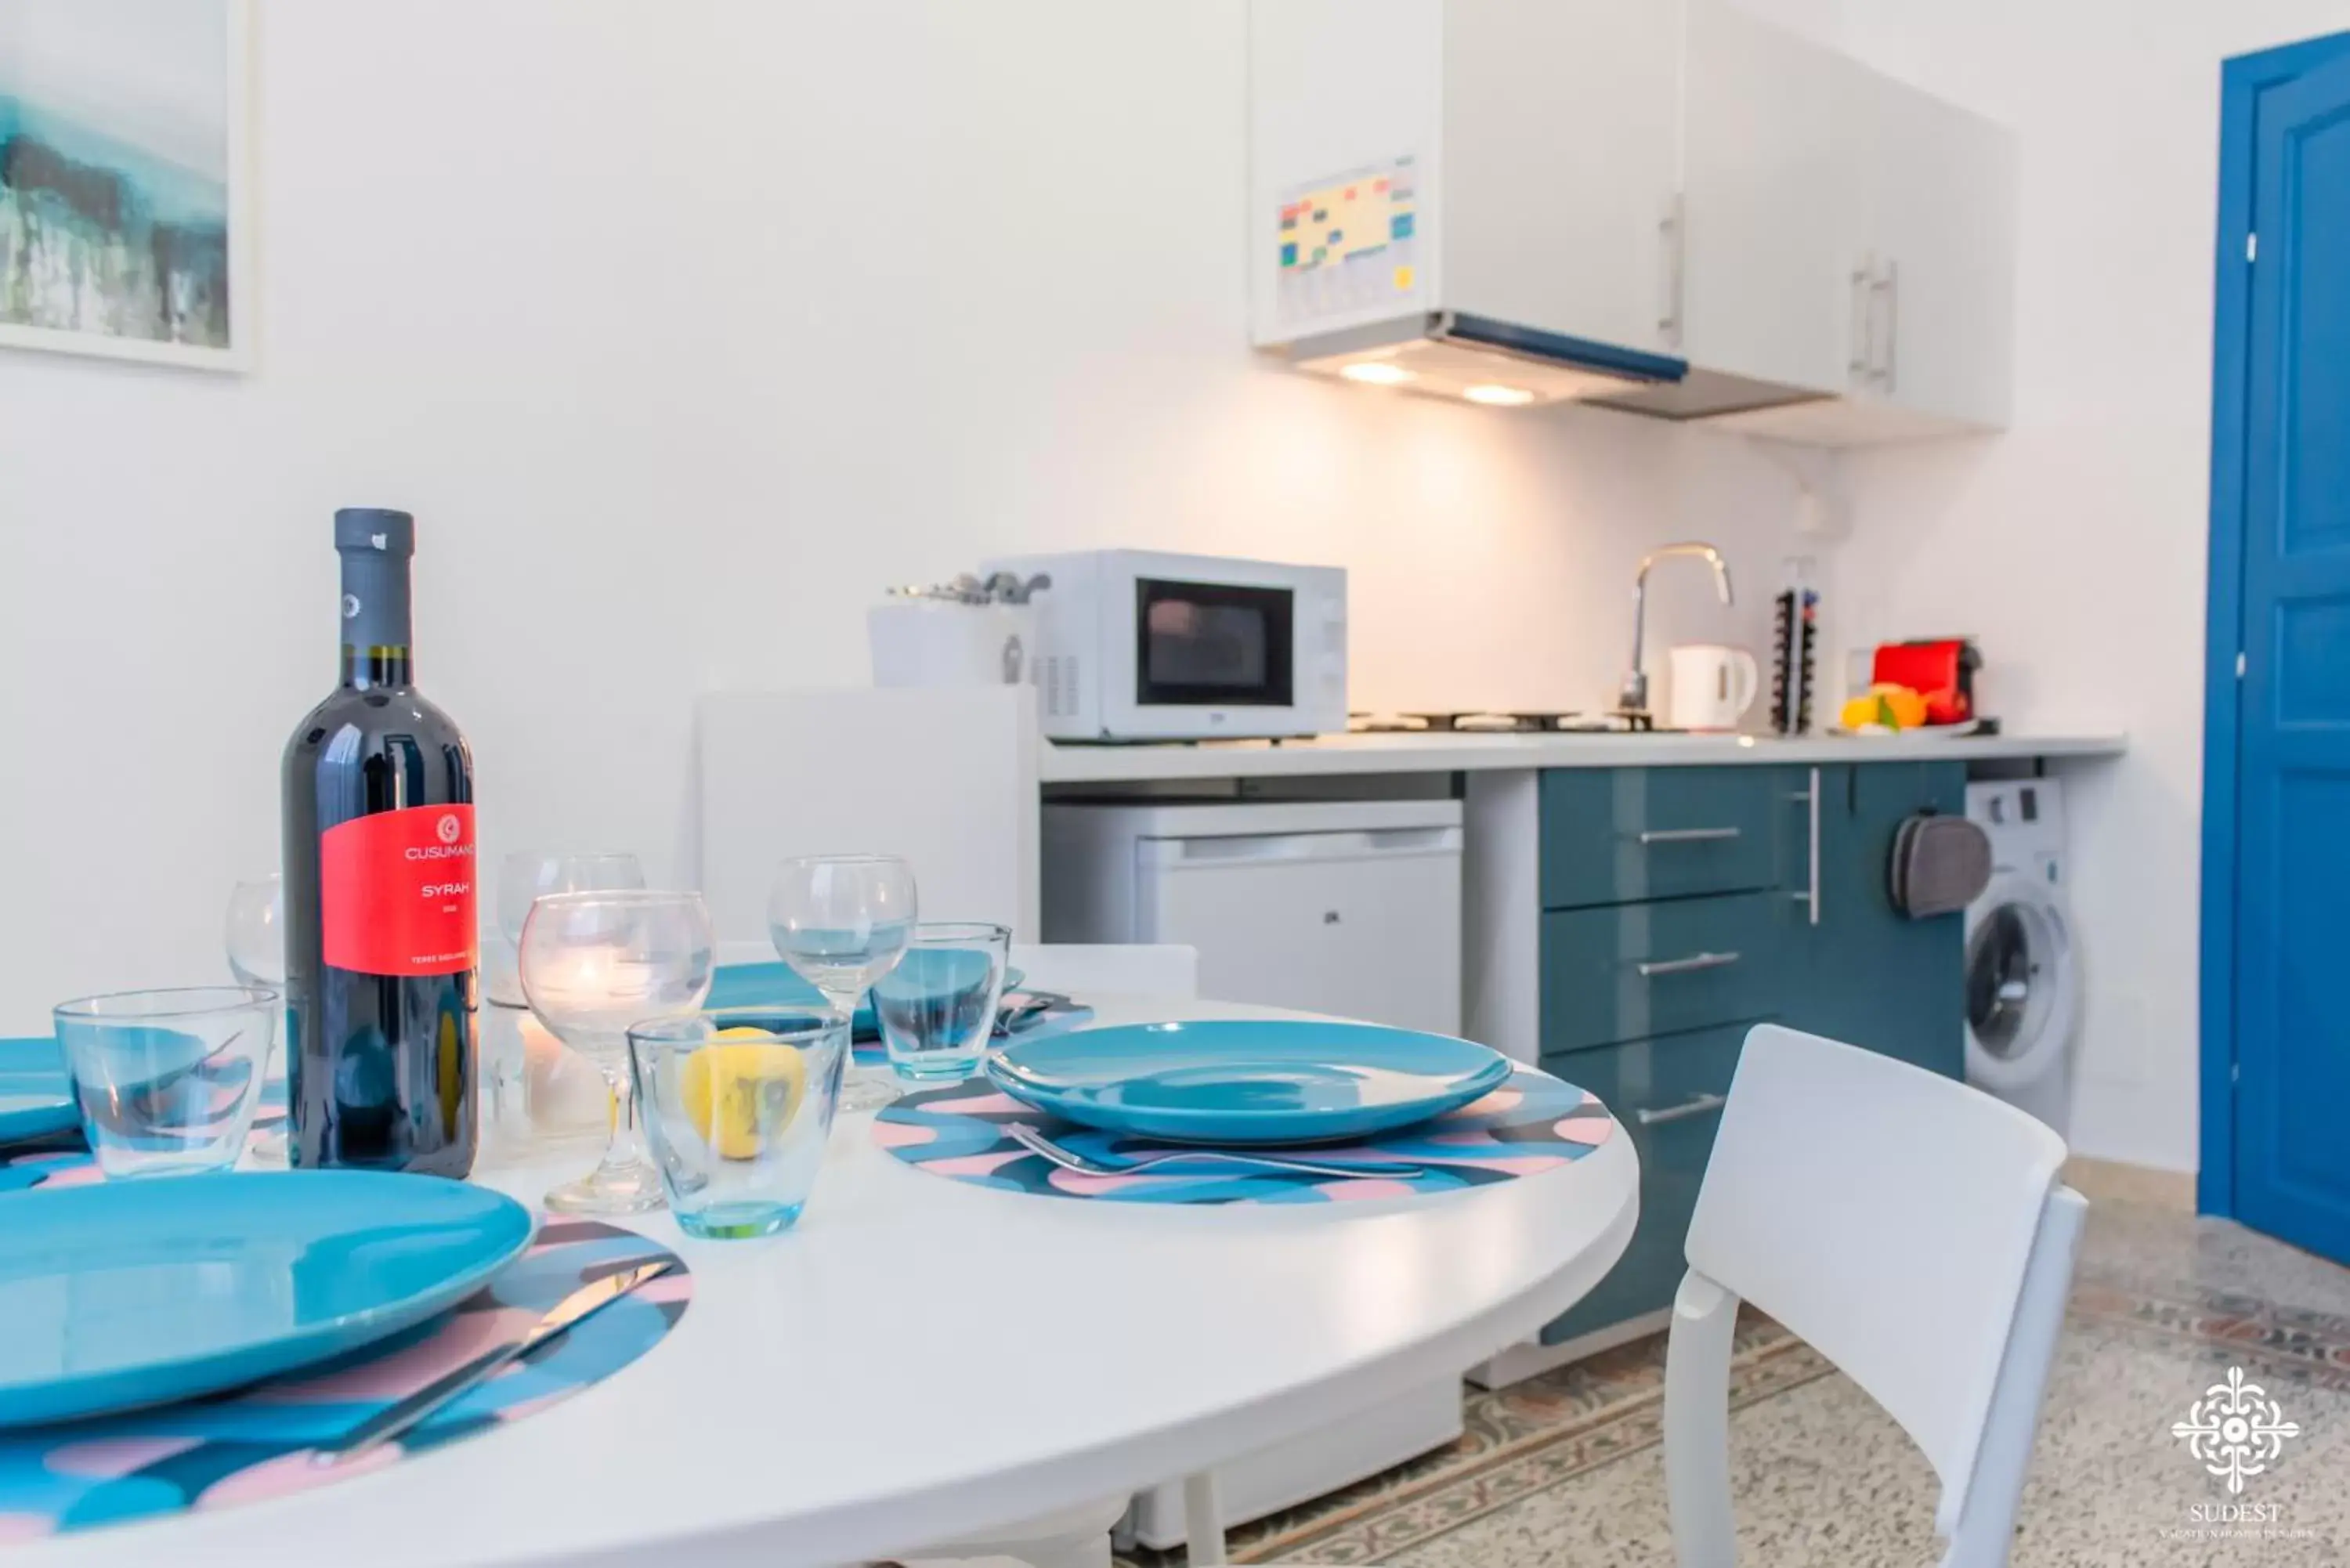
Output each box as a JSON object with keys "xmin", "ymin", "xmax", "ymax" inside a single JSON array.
[
  {"xmin": 338, "ymin": 549, "xmax": 414, "ymax": 690},
  {"xmin": 341, "ymin": 646, "xmax": 414, "ymax": 688}
]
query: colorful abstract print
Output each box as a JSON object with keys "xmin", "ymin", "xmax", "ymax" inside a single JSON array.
[
  {"xmin": 0, "ymin": 95, "xmax": 230, "ymax": 348},
  {"xmin": 0, "ymin": 1221, "xmax": 689, "ymax": 1541},
  {"xmin": 874, "ymin": 1068, "xmax": 1614, "ymax": 1206}
]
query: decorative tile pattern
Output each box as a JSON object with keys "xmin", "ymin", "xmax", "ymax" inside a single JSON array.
[{"xmin": 1117, "ymin": 1201, "xmax": 2350, "ymax": 1566}]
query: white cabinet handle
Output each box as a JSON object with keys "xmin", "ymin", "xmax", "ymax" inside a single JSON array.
[
  {"xmin": 1658, "ymin": 193, "xmax": 1687, "ymax": 348},
  {"xmin": 1789, "ymin": 764, "xmax": 1822, "ymax": 927},
  {"xmin": 1849, "ymin": 256, "xmax": 1876, "ymax": 382},
  {"xmin": 1636, "ymin": 1092, "xmax": 1728, "ymax": 1126},
  {"xmin": 1636, "ymin": 826, "xmax": 1741, "ymax": 844},
  {"xmin": 1878, "ymin": 258, "xmax": 1900, "ymax": 392},
  {"xmin": 1635, "ymin": 950, "xmax": 1741, "ymax": 978}
]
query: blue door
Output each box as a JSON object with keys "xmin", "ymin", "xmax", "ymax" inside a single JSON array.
[{"xmin": 2232, "ymin": 49, "xmax": 2350, "ymax": 1263}]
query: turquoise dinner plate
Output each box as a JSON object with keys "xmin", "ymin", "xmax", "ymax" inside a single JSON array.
[
  {"xmin": 707, "ymin": 963, "xmax": 1024, "ymax": 1037},
  {"xmin": 0, "ymin": 1036, "xmax": 78, "ymax": 1147},
  {"xmin": 0, "ymin": 1171, "xmax": 535, "ymax": 1428},
  {"xmin": 986, "ymin": 1018, "xmax": 1514, "ymax": 1146}
]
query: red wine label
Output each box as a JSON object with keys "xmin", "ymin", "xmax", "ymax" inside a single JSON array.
[{"xmin": 320, "ymin": 804, "xmax": 479, "ymax": 977}]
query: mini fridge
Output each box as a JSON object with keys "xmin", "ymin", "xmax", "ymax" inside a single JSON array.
[
  {"xmin": 1041, "ymin": 794, "xmax": 1469, "ymax": 1549},
  {"xmin": 1042, "ymin": 797, "xmax": 1465, "ymax": 1035}
]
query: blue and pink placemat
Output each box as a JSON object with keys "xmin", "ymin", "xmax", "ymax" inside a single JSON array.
[
  {"xmin": 872, "ymin": 1066, "xmax": 1614, "ymax": 1205},
  {"xmin": 0, "ymin": 1218, "xmax": 689, "ymax": 1543}
]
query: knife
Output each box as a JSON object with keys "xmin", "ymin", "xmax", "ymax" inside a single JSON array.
[{"xmin": 315, "ymin": 1258, "xmax": 674, "ymax": 1466}]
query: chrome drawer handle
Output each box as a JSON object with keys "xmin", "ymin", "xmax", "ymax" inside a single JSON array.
[
  {"xmin": 1636, "ymin": 1092, "xmax": 1728, "ymax": 1127},
  {"xmin": 1636, "ymin": 826, "xmax": 1742, "ymax": 844},
  {"xmin": 1635, "ymin": 950, "xmax": 1742, "ymax": 978}
]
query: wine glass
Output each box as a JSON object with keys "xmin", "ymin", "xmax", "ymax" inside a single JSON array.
[
  {"xmin": 768, "ymin": 854, "xmax": 916, "ymax": 1112},
  {"xmin": 488, "ymin": 852, "xmax": 645, "ymax": 1136},
  {"xmin": 519, "ymin": 890, "xmax": 715, "ymax": 1214},
  {"xmin": 224, "ymin": 875, "xmax": 287, "ymax": 1162},
  {"xmin": 497, "ymin": 851, "xmax": 645, "ymax": 945}
]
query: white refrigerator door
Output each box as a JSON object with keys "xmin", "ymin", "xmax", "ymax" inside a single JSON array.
[{"xmin": 1139, "ymin": 829, "xmax": 1463, "ymax": 1036}]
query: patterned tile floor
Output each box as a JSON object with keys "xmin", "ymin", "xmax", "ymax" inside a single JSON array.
[{"xmin": 1120, "ymin": 1199, "xmax": 2350, "ymax": 1566}]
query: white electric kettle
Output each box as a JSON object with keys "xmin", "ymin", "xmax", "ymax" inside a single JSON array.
[{"xmin": 1667, "ymin": 644, "xmax": 1760, "ymax": 732}]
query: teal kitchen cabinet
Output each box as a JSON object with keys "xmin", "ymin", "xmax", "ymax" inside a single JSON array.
[
  {"xmin": 1782, "ymin": 761, "xmax": 1969, "ymax": 1075},
  {"xmin": 1536, "ymin": 1023, "xmax": 1745, "ymax": 1344},
  {"xmin": 1464, "ymin": 758, "xmax": 1968, "ymax": 1359}
]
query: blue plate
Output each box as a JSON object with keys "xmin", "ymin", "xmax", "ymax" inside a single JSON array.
[
  {"xmin": 985, "ymin": 1018, "xmax": 1514, "ymax": 1145},
  {"xmin": 0, "ymin": 1036, "xmax": 78, "ymax": 1147},
  {"xmin": 707, "ymin": 963, "xmax": 1024, "ymax": 1037},
  {"xmin": 0, "ymin": 1171, "xmax": 535, "ymax": 1428}
]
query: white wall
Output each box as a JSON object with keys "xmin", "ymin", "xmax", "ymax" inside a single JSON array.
[
  {"xmin": 0, "ymin": 0, "xmax": 1813, "ymax": 1031},
  {"xmin": 1777, "ymin": 0, "xmax": 2350, "ymax": 1171}
]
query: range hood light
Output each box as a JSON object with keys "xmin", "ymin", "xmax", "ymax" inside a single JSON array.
[
  {"xmin": 1340, "ymin": 361, "xmax": 1414, "ymax": 386},
  {"xmin": 1462, "ymin": 383, "xmax": 1535, "ymax": 406}
]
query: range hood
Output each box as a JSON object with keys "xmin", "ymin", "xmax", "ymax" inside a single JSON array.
[
  {"xmin": 1272, "ymin": 309, "xmax": 1826, "ymax": 420},
  {"xmin": 1248, "ymin": 0, "xmax": 1838, "ymax": 427},
  {"xmin": 1278, "ymin": 310, "xmax": 1685, "ymax": 408}
]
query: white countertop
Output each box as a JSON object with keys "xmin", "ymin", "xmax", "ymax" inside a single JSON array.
[{"xmin": 1038, "ymin": 728, "xmax": 2128, "ymax": 784}]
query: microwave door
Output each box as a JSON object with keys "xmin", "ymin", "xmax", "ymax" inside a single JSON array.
[{"xmin": 1135, "ymin": 578, "xmax": 1295, "ymax": 710}]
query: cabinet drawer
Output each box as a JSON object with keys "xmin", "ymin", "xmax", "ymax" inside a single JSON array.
[
  {"xmin": 1539, "ymin": 1024, "xmax": 1746, "ymax": 1344},
  {"xmin": 1539, "ymin": 891, "xmax": 1784, "ymax": 1056},
  {"xmin": 1538, "ymin": 768, "xmax": 1788, "ymax": 909}
]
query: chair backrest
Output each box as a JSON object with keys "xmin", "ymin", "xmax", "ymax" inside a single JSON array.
[
  {"xmin": 1681, "ymin": 1024, "xmax": 2069, "ymax": 1539},
  {"xmin": 695, "ymin": 687, "xmax": 1040, "ymax": 944},
  {"xmin": 1008, "ymin": 943, "xmax": 1198, "ymax": 1001}
]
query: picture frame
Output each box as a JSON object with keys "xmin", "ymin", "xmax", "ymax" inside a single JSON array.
[{"xmin": 0, "ymin": 0, "xmax": 255, "ymax": 371}]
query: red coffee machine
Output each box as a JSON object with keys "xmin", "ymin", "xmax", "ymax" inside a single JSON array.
[{"xmin": 1871, "ymin": 639, "xmax": 1982, "ymax": 727}]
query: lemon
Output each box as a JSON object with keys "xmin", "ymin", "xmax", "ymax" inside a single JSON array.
[{"xmin": 681, "ymin": 1028, "xmax": 807, "ymax": 1160}]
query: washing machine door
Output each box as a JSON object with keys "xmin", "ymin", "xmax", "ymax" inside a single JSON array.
[{"xmin": 1964, "ymin": 878, "xmax": 2078, "ymax": 1093}]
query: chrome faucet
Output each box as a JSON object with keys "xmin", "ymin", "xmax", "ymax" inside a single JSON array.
[{"xmin": 1618, "ymin": 542, "xmax": 1734, "ymax": 715}]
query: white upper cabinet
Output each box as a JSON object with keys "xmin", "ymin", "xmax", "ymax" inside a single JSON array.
[
  {"xmin": 1843, "ymin": 60, "xmax": 2019, "ymax": 432},
  {"xmin": 1248, "ymin": 0, "xmax": 2019, "ymax": 445},
  {"xmin": 1441, "ymin": 0, "xmax": 1683, "ymax": 352},
  {"xmin": 1678, "ymin": 0, "xmax": 1850, "ymax": 397},
  {"xmin": 1702, "ymin": 9, "xmax": 2019, "ymax": 444}
]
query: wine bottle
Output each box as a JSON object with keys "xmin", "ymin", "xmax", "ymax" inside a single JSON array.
[{"xmin": 281, "ymin": 508, "xmax": 478, "ymax": 1176}]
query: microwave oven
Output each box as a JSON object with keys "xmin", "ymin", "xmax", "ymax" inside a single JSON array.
[{"xmin": 976, "ymin": 549, "xmax": 1347, "ymax": 741}]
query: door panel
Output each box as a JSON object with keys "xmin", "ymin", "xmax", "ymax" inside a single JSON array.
[
  {"xmin": 1681, "ymin": 0, "xmax": 1849, "ymax": 394},
  {"xmin": 1148, "ymin": 847, "xmax": 1462, "ymax": 1036},
  {"xmin": 1785, "ymin": 762, "xmax": 1967, "ymax": 1075},
  {"xmin": 2236, "ymin": 52, "xmax": 2350, "ymax": 1264},
  {"xmin": 1842, "ymin": 57, "xmax": 2017, "ymax": 428},
  {"xmin": 1441, "ymin": 0, "xmax": 1682, "ymax": 351}
]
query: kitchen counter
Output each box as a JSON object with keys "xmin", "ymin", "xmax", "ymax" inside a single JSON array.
[{"xmin": 1038, "ymin": 729, "xmax": 2127, "ymax": 784}]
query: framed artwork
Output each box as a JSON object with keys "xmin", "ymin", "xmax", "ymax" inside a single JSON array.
[{"xmin": 0, "ymin": 0, "xmax": 253, "ymax": 370}]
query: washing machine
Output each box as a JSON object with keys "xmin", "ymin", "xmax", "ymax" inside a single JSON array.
[{"xmin": 1961, "ymin": 780, "xmax": 2080, "ymax": 1133}]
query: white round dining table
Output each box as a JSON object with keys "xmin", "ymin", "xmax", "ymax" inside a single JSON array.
[{"xmin": 15, "ymin": 997, "xmax": 1637, "ymax": 1568}]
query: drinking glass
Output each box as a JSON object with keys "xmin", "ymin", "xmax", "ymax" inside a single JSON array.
[
  {"xmin": 872, "ymin": 923, "xmax": 1012, "ymax": 1085},
  {"xmin": 767, "ymin": 854, "xmax": 916, "ymax": 1111},
  {"xmin": 497, "ymin": 851, "xmax": 646, "ymax": 944},
  {"xmin": 490, "ymin": 852, "xmax": 645, "ymax": 1130},
  {"xmin": 629, "ymin": 1007, "xmax": 849, "ymax": 1239},
  {"xmin": 52, "ymin": 987, "xmax": 278, "ymax": 1179},
  {"xmin": 223, "ymin": 875, "xmax": 288, "ymax": 1162},
  {"xmin": 519, "ymin": 890, "xmax": 714, "ymax": 1214}
]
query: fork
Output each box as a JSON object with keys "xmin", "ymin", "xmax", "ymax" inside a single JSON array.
[{"xmin": 1007, "ymin": 1121, "xmax": 1423, "ymax": 1180}]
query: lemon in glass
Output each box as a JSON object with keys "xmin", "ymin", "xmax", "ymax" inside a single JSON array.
[{"xmin": 682, "ymin": 1028, "xmax": 807, "ymax": 1160}]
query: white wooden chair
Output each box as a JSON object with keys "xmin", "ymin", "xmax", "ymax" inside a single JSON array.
[{"xmin": 1664, "ymin": 1024, "xmax": 2084, "ymax": 1568}]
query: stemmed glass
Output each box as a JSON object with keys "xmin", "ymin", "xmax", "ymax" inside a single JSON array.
[
  {"xmin": 223, "ymin": 875, "xmax": 287, "ymax": 1162},
  {"xmin": 497, "ymin": 852, "xmax": 645, "ymax": 948},
  {"xmin": 519, "ymin": 890, "xmax": 714, "ymax": 1214},
  {"xmin": 490, "ymin": 852, "xmax": 646, "ymax": 1136},
  {"xmin": 768, "ymin": 854, "xmax": 916, "ymax": 1112}
]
